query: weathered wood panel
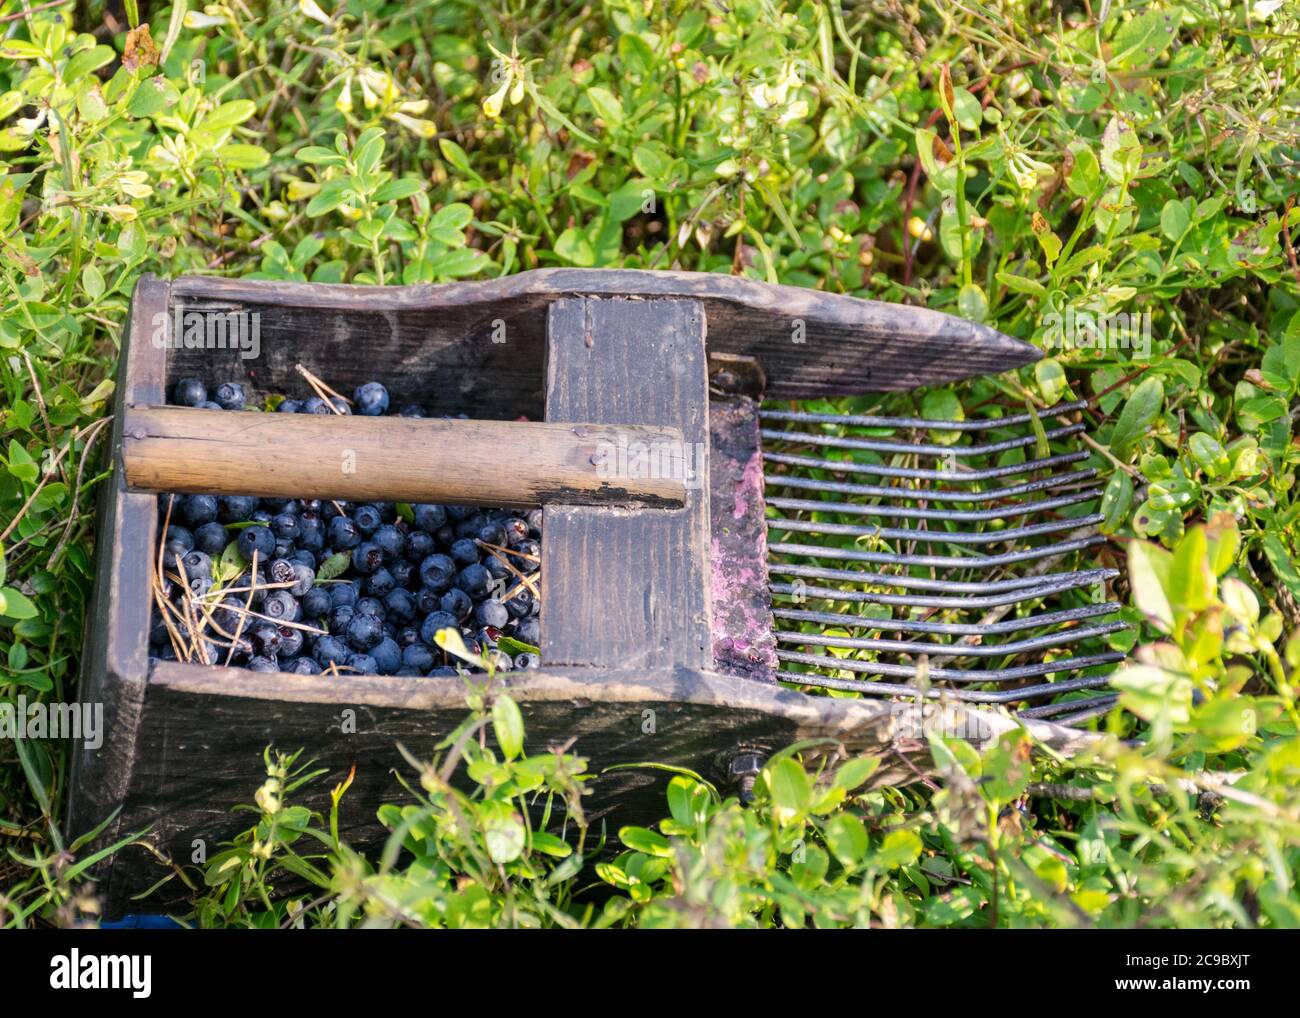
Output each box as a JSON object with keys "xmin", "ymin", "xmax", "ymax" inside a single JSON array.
[
  {"xmin": 164, "ymin": 270, "xmax": 1040, "ymax": 418},
  {"xmin": 708, "ymin": 396, "xmax": 778, "ymax": 682},
  {"xmin": 541, "ymin": 297, "xmax": 712, "ymax": 670}
]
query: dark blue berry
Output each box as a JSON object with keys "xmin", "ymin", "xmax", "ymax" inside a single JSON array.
[
  {"xmin": 405, "ymin": 531, "xmax": 435, "ymax": 561},
  {"xmin": 413, "ymin": 504, "xmax": 447, "ymax": 533},
  {"xmin": 180, "ymin": 550, "xmax": 212, "ymax": 580},
  {"xmin": 384, "ymin": 587, "xmax": 417, "ymax": 622},
  {"xmin": 373, "ymin": 524, "xmax": 405, "ymax": 560},
  {"xmin": 327, "ymin": 515, "xmax": 360, "ymax": 549},
  {"xmin": 351, "ymin": 541, "xmax": 384, "ymax": 574},
  {"xmin": 353, "ymin": 381, "xmax": 390, "ymax": 416},
  {"xmin": 314, "ymin": 635, "xmax": 350, "ymax": 667},
  {"xmin": 302, "ymin": 586, "xmax": 332, "ymax": 619},
  {"xmin": 514, "ymin": 618, "xmax": 540, "ymax": 646},
  {"xmin": 193, "ymin": 521, "xmax": 229, "ymax": 556},
  {"xmin": 271, "ymin": 513, "xmax": 301, "ymax": 541},
  {"xmin": 420, "ymin": 611, "xmax": 459, "ymax": 646},
  {"xmin": 456, "ymin": 563, "xmax": 491, "ymax": 600},
  {"xmin": 278, "ymin": 399, "xmax": 303, "ymax": 413},
  {"xmin": 288, "ymin": 656, "xmax": 321, "ymax": 674},
  {"xmin": 263, "ymin": 590, "xmax": 301, "ymax": 623},
  {"xmin": 219, "ymin": 495, "xmax": 260, "ymax": 523},
  {"xmin": 371, "ymin": 637, "xmax": 401, "ymax": 674},
  {"xmin": 238, "ymin": 525, "xmax": 275, "ymax": 561},
  {"xmin": 398, "ymin": 404, "xmax": 425, "ymax": 418},
  {"xmin": 440, "ymin": 588, "xmax": 472, "ymax": 622},
  {"xmin": 163, "ymin": 525, "xmax": 193, "ymax": 568},
  {"xmin": 402, "ymin": 643, "xmax": 435, "ymax": 672},
  {"xmin": 354, "ymin": 505, "xmax": 382, "ymax": 535},
  {"xmin": 249, "ymin": 623, "xmax": 283, "ymax": 657},
  {"xmin": 475, "ymin": 600, "xmax": 508, "ymax": 628},
  {"xmin": 355, "ymin": 597, "xmax": 385, "ymax": 618},
  {"xmin": 247, "ymin": 655, "xmax": 279, "ymax": 672},
  {"xmin": 364, "ymin": 567, "xmax": 395, "ymax": 598},
  {"xmin": 180, "ymin": 494, "xmax": 219, "ymax": 527},
  {"xmin": 213, "ymin": 381, "xmax": 246, "ymax": 410},
  {"xmin": 174, "ymin": 378, "xmax": 208, "ymax": 407},
  {"xmin": 328, "ymin": 604, "xmax": 355, "ymax": 633},
  {"xmin": 350, "ymin": 653, "xmax": 378, "ymax": 674},
  {"xmin": 419, "ymin": 554, "xmax": 456, "ymax": 593},
  {"xmin": 296, "ymin": 511, "xmax": 325, "ymax": 552},
  {"xmin": 449, "ymin": 538, "xmax": 479, "ymax": 567},
  {"xmin": 330, "ymin": 582, "xmax": 359, "ymax": 609}
]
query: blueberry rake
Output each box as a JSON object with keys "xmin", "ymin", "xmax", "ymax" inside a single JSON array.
[{"xmin": 71, "ymin": 270, "xmax": 1124, "ymax": 915}]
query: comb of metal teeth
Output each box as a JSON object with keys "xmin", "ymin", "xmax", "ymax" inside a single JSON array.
[{"xmin": 760, "ymin": 399, "xmax": 1128, "ymax": 724}]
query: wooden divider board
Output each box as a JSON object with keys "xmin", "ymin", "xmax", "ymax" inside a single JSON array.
[{"xmin": 541, "ymin": 297, "xmax": 713, "ymax": 670}]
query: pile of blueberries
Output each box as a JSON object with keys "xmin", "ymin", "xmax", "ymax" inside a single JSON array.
[{"xmin": 151, "ymin": 378, "xmax": 541, "ymax": 677}]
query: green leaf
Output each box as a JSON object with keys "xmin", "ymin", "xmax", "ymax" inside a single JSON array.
[
  {"xmin": 875, "ymin": 830, "xmax": 923, "ymax": 870},
  {"xmin": 823, "ymin": 814, "xmax": 869, "ymax": 868},
  {"xmin": 765, "ymin": 757, "xmax": 812, "ymax": 825},
  {"xmin": 491, "ymin": 694, "xmax": 524, "ymax": 760},
  {"xmin": 831, "ymin": 755, "xmax": 880, "ymax": 792},
  {"xmin": 0, "ymin": 585, "xmax": 38, "ymax": 619},
  {"xmin": 1128, "ymin": 539, "xmax": 1175, "ymax": 632},
  {"xmin": 126, "ymin": 76, "xmax": 179, "ymax": 118},
  {"xmin": 1109, "ymin": 376, "xmax": 1163, "ymax": 459},
  {"xmin": 1099, "ymin": 471, "xmax": 1133, "ymax": 534},
  {"xmin": 373, "ymin": 178, "xmax": 423, "ymax": 203},
  {"xmin": 1035, "ymin": 358, "xmax": 1068, "ymax": 405},
  {"xmin": 64, "ymin": 45, "xmax": 116, "ymax": 84},
  {"xmin": 1111, "ymin": 7, "xmax": 1183, "ymax": 70},
  {"xmin": 1262, "ymin": 535, "xmax": 1300, "ymax": 601},
  {"xmin": 216, "ymin": 144, "xmax": 269, "ymax": 169},
  {"xmin": 586, "ymin": 86, "xmax": 624, "ymax": 127},
  {"xmin": 316, "ymin": 550, "xmax": 350, "ymax": 581},
  {"xmin": 619, "ymin": 825, "xmax": 671, "ymax": 857}
]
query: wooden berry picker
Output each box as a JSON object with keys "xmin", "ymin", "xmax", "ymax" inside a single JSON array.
[{"xmin": 70, "ymin": 270, "xmax": 1128, "ymax": 914}]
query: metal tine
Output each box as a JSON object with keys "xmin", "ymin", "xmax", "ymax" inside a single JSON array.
[
  {"xmin": 1018, "ymin": 694, "xmax": 1119, "ymax": 719},
  {"xmin": 768, "ymin": 534, "xmax": 1106, "ymax": 570},
  {"xmin": 773, "ymin": 670, "xmax": 1115, "ymax": 703},
  {"xmin": 766, "ymin": 487, "xmax": 1102, "ymax": 523},
  {"xmin": 770, "ymin": 576, "xmax": 1109, "ymax": 610},
  {"xmin": 759, "ymin": 421, "xmax": 1086, "ymax": 459},
  {"xmin": 763, "ymin": 448, "xmax": 1090, "ymax": 483},
  {"xmin": 767, "ymin": 513, "xmax": 1105, "ymax": 544},
  {"xmin": 763, "ymin": 467, "xmax": 1099, "ymax": 502},
  {"xmin": 772, "ymin": 602, "xmax": 1123, "ymax": 637},
  {"xmin": 775, "ymin": 620, "xmax": 1130, "ymax": 658},
  {"xmin": 1053, "ymin": 700, "xmax": 1121, "ymax": 725},
  {"xmin": 759, "ymin": 399, "xmax": 1088, "ymax": 431},
  {"xmin": 768, "ymin": 563, "xmax": 1115, "ymax": 595},
  {"xmin": 775, "ymin": 649, "xmax": 1127, "ymax": 683}
]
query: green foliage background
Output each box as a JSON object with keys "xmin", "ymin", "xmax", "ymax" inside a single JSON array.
[{"xmin": 1, "ymin": 0, "xmax": 1298, "ymax": 927}]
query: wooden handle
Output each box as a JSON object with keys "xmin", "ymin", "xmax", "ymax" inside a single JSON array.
[{"xmin": 121, "ymin": 405, "xmax": 688, "ymax": 508}]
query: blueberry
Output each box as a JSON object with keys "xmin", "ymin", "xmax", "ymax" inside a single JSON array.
[
  {"xmin": 389, "ymin": 559, "xmax": 414, "ymax": 588},
  {"xmin": 413, "ymin": 504, "xmax": 447, "ymax": 534},
  {"xmin": 373, "ymin": 524, "xmax": 405, "ymax": 560},
  {"xmin": 323, "ymin": 501, "xmax": 352, "ymax": 521},
  {"xmin": 219, "ymin": 495, "xmax": 260, "ymax": 523},
  {"xmin": 371, "ymin": 637, "xmax": 401, "ymax": 674},
  {"xmin": 402, "ymin": 642, "xmax": 435, "ymax": 672},
  {"xmin": 516, "ymin": 539, "xmax": 540, "ymax": 560},
  {"xmin": 180, "ymin": 494, "xmax": 219, "ymax": 528},
  {"xmin": 296, "ymin": 511, "xmax": 325, "ymax": 552},
  {"xmin": 514, "ymin": 618, "xmax": 540, "ymax": 646},
  {"xmin": 327, "ymin": 515, "xmax": 360, "ymax": 550},
  {"xmin": 249, "ymin": 624, "xmax": 283, "ymax": 657},
  {"xmin": 364, "ymin": 567, "xmax": 395, "ymax": 598},
  {"xmin": 419, "ymin": 554, "xmax": 456, "ymax": 593},
  {"xmin": 350, "ymin": 654, "xmax": 378, "ymax": 675},
  {"xmin": 250, "ymin": 508, "xmax": 273, "ymax": 526},
  {"xmin": 398, "ymin": 404, "xmax": 425, "ymax": 418},
  {"xmin": 263, "ymin": 589, "xmax": 301, "ymax": 623},
  {"xmin": 484, "ymin": 649, "xmax": 513, "ymax": 672},
  {"xmin": 290, "ymin": 548, "xmax": 317, "ymax": 570},
  {"xmin": 273, "ymin": 537, "xmax": 295, "ymax": 560},
  {"xmin": 475, "ymin": 599, "xmax": 508, "ymax": 628},
  {"xmin": 180, "ymin": 550, "xmax": 212, "ymax": 580},
  {"xmin": 328, "ymin": 604, "xmax": 355, "ymax": 633},
  {"xmin": 450, "ymin": 538, "xmax": 480, "ymax": 567},
  {"xmin": 415, "ymin": 587, "xmax": 442, "ymax": 614},
  {"xmin": 314, "ymin": 635, "xmax": 350, "ymax": 667},
  {"xmin": 238, "ymin": 525, "xmax": 275, "ymax": 561},
  {"xmin": 420, "ymin": 611, "xmax": 459, "ymax": 646},
  {"xmin": 396, "ymin": 624, "xmax": 422, "ymax": 647},
  {"xmin": 353, "ymin": 381, "xmax": 390, "ymax": 416},
  {"xmin": 355, "ymin": 596, "xmax": 385, "ymax": 618},
  {"xmin": 174, "ymin": 377, "xmax": 208, "ymax": 407},
  {"xmin": 193, "ymin": 521, "xmax": 229, "ymax": 556},
  {"xmin": 477, "ymin": 521, "xmax": 506, "ymax": 547},
  {"xmin": 447, "ymin": 505, "xmax": 471, "ymax": 521},
  {"xmin": 268, "ymin": 557, "xmax": 298, "ymax": 587},
  {"xmin": 505, "ymin": 591, "xmax": 533, "ymax": 619},
  {"xmin": 456, "ymin": 563, "xmax": 492, "ymax": 600},
  {"xmin": 428, "ymin": 665, "xmax": 458, "ymax": 678},
  {"xmin": 271, "ymin": 513, "xmax": 301, "ymax": 541},
  {"xmin": 354, "ymin": 505, "xmax": 382, "ymax": 535},
  {"xmin": 163, "ymin": 525, "xmax": 194, "ymax": 568},
  {"xmin": 290, "ymin": 561, "xmax": 315, "ymax": 596},
  {"xmin": 384, "ymin": 587, "xmax": 417, "ymax": 622},
  {"xmin": 351, "ymin": 541, "xmax": 384, "ymax": 574},
  {"xmin": 502, "ymin": 517, "xmax": 530, "ymax": 546},
  {"xmin": 405, "ymin": 531, "xmax": 435, "ymax": 562},
  {"xmin": 263, "ymin": 498, "xmax": 297, "ymax": 515},
  {"xmin": 302, "ymin": 586, "xmax": 332, "ymax": 619},
  {"xmin": 288, "ymin": 656, "xmax": 321, "ymax": 674},
  {"xmin": 330, "ymin": 582, "xmax": 359, "ymax": 609},
  {"xmin": 394, "ymin": 667, "xmax": 420, "ymax": 677},
  {"xmin": 526, "ymin": 509, "xmax": 543, "ymax": 535},
  {"xmin": 440, "ymin": 588, "xmax": 472, "ymax": 623},
  {"xmin": 484, "ymin": 555, "xmax": 511, "ymax": 581},
  {"xmin": 188, "ymin": 575, "xmax": 213, "ymax": 598},
  {"xmin": 303, "ymin": 396, "xmax": 331, "ymax": 415},
  {"xmin": 213, "ymin": 381, "xmax": 246, "ymax": 410},
  {"xmin": 514, "ymin": 652, "xmax": 541, "ymax": 670},
  {"xmin": 434, "ymin": 524, "xmax": 455, "ymax": 547},
  {"xmin": 278, "ymin": 399, "xmax": 303, "ymax": 413},
  {"xmin": 278, "ymin": 625, "xmax": 304, "ymax": 658},
  {"xmin": 247, "ymin": 655, "xmax": 279, "ymax": 672}
]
